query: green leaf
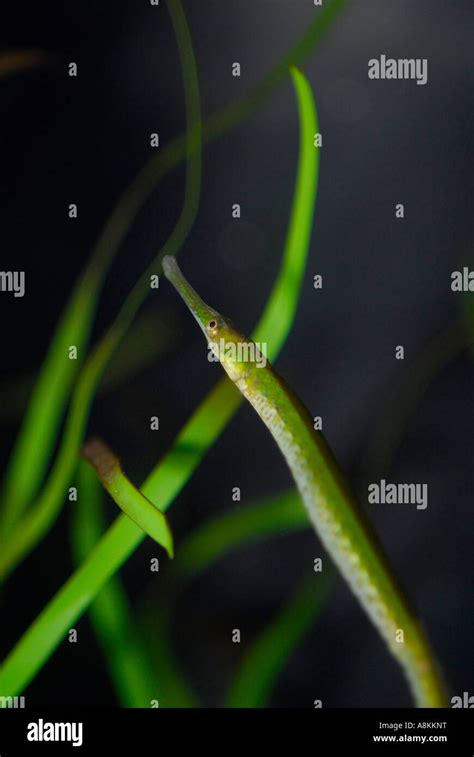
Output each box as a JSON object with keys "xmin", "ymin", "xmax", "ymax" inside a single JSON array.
[
  {"xmin": 72, "ymin": 462, "xmax": 162, "ymax": 708},
  {"xmin": 82, "ymin": 438, "xmax": 174, "ymax": 558}
]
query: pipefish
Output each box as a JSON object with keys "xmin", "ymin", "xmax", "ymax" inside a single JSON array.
[{"xmin": 163, "ymin": 254, "xmax": 447, "ymax": 707}]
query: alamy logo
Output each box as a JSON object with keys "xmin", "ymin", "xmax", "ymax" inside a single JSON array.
[
  {"xmin": 368, "ymin": 479, "xmax": 428, "ymax": 510},
  {"xmin": 207, "ymin": 338, "xmax": 267, "ymax": 368},
  {"xmin": 0, "ymin": 270, "xmax": 25, "ymax": 297},
  {"xmin": 451, "ymin": 267, "xmax": 474, "ymax": 291},
  {"xmin": 451, "ymin": 692, "xmax": 474, "ymax": 708},
  {"xmin": 368, "ymin": 55, "xmax": 428, "ymax": 85},
  {"xmin": 27, "ymin": 719, "xmax": 83, "ymax": 747}
]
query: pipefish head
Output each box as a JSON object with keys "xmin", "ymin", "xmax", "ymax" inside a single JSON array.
[{"xmin": 163, "ymin": 255, "xmax": 252, "ymax": 381}]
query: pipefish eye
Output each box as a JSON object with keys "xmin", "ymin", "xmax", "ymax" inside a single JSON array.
[{"xmin": 207, "ymin": 319, "xmax": 218, "ymax": 333}]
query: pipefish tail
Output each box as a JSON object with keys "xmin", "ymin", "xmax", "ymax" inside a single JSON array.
[{"xmin": 162, "ymin": 254, "xmax": 447, "ymax": 707}]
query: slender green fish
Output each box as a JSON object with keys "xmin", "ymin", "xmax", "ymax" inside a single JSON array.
[{"xmin": 163, "ymin": 254, "xmax": 447, "ymax": 708}]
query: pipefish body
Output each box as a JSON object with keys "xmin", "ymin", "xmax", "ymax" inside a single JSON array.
[{"xmin": 163, "ymin": 254, "xmax": 446, "ymax": 707}]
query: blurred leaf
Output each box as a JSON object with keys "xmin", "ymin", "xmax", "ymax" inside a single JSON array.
[
  {"xmin": 138, "ymin": 605, "xmax": 199, "ymax": 708},
  {"xmin": 0, "ymin": 66, "xmax": 320, "ymax": 694},
  {"xmin": 176, "ymin": 489, "xmax": 308, "ymax": 581},
  {"xmin": 460, "ymin": 283, "xmax": 474, "ymax": 361},
  {"xmin": 204, "ymin": 0, "xmax": 346, "ymax": 143},
  {"xmin": 72, "ymin": 461, "xmax": 197, "ymax": 707},
  {"xmin": 358, "ymin": 320, "xmax": 467, "ymax": 490},
  {"xmin": 0, "ymin": 0, "xmax": 202, "ymax": 581},
  {"xmin": 100, "ymin": 308, "xmax": 179, "ymax": 392},
  {"xmin": 0, "ymin": 49, "xmax": 54, "ymax": 78},
  {"xmin": 0, "ymin": 267, "xmax": 102, "ymax": 537},
  {"xmin": 0, "ymin": 309, "xmax": 178, "ymax": 425},
  {"xmin": 140, "ymin": 488, "xmax": 311, "ymax": 707},
  {"xmin": 72, "ymin": 462, "xmax": 161, "ymax": 707},
  {"xmin": 226, "ymin": 572, "xmax": 334, "ymax": 708}
]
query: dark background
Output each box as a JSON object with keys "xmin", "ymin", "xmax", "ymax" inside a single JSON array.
[{"xmin": 0, "ymin": 0, "xmax": 473, "ymax": 707}]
